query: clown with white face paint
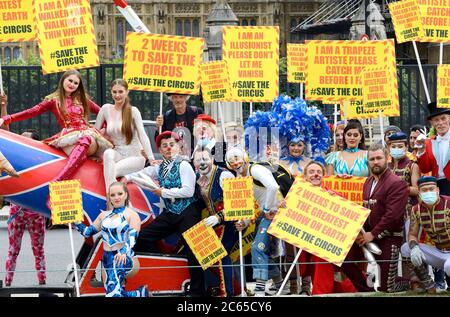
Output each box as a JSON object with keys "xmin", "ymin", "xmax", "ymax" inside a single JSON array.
[
  {"xmin": 226, "ymin": 147, "xmax": 287, "ymax": 296},
  {"xmin": 193, "ymin": 114, "xmax": 228, "ymax": 168},
  {"xmin": 192, "ymin": 148, "xmax": 237, "ymax": 296},
  {"xmin": 224, "ymin": 121, "xmax": 244, "ymax": 149}
]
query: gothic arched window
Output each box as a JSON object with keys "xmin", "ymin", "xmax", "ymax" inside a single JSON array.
[
  {"xmin": 117, "ymin": 20, "xmax": 124, "ymax": 43},
  {"xmin": 184, "ymin": 20, "xmax": 191, "ymax": 36},
  {"xmin": 176, "ymin": 19, "xmax": 183, "ymax": 35},
  {"xmin": 13, "ymin": 47, "xmax": 21, "ymax": 60},
  {"xmin": 250, "ymin": 19, "xmax": 257, "ymax": 26},
  {"xmin": 192, "ymin": 19, "xmax": 200, "ymax": 37},
  {"xmin": 4, "ymin": 47, "xmax": 11, "ymax": 63}
]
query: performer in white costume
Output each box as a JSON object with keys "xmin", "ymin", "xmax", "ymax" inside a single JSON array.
[{"xmin": 95, "ymin": 79, "xmax": 155, "ymax": 191}]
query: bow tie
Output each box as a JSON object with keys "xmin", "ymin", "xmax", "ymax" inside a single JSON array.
[
  {"xmin": 286, "ymin": 155, "xmax": 304, "ymax": 164},
  {"xmin": 437, "ymin": 135, "xmax": 449, "ymax": 142},
  {"xmin": 161, "ymin": 158, "xmax": 174, "ymax": 177}
]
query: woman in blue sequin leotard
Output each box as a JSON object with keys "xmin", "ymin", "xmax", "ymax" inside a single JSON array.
[
  {"xmin": 326, "ymin": 120, "xmax": 369, "ymax": 177},
  {"xmin": 75, "ymin": 182, "xmax": 149, "ymax": 297}
]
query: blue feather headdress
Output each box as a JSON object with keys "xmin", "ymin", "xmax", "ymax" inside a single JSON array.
[{"xmin": 244, "ymin": 95, "xmax": 330, "ymax": 163}]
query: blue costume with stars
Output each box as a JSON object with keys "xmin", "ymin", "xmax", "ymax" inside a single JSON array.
[{"xmin": 75, "ymin": 206, "xmax": 148, "ymax": 297}]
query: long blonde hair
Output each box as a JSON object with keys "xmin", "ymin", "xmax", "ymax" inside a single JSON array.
[
  {"xmin": 111, "ymin": 79, "xmax": 133, "ymax": 145},
  {"xmin": 46, "ymin": 70, "xmax": 91, "ymax": 122}
]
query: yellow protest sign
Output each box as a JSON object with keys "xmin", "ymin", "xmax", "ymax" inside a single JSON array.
[
  {"xmin": 200, "ymin": 61, "xmax": 232, "ymax": 103},
  {"xmin": 287, "ymin": 43, "xmax": 307, "ymax": 83},
  {"xmin": 322, "ymin": 176, "xmax": 366, "ymax": 205},
  {"xmin": 418, "ymin": 0, "xmax": 450, "ymax": 43},
  {"xmin": 0, "ymin": 0, "xmax": 36, "ymax": 42},
  {"xmin": 223, "ymin": 26, "xmax": 279, "ymax": 102},
  {"xmin": 34, "ymin": 0, "xmax": 99, "ymax": 74},
  {"xmin": 437, "ymin": 64, "xmax": 450, "ymax": 108},
  {"xmin": 305, "ymin": 39, "xmax": 396, "ymax": 102},
  {"xmin": 49, "ymin": 179, "xmax": 83, "ymax": 225},
  {"xmin": 341, "ymin": 99, "xmax": 400, "ymax": 119},
  {"xmin": 229, "ymin": 200, "xmax": 261, "ymax": 262},
  {"xmin": 389, "ymin": 0, "xmax": 424, "ymax": 43},
  {"xmin": 361, "ymin": 67, "xmax": 400, "ymax": 117},
  {"xmin": 123, "ymin": 33, "xmax": 204, "ymax": 94},
  {"xmin": 182, "ymin": 221, "xmax": 227, "ymax": 270},
  {"xmin": 223, "ymin": 177, "xmax": 255, "ymax": 221},
  {"xmin": 340, "ymin": 100, "xmax": 367, "ymax": 119},
  {"xmin": 267, "ymin": 179, "xmax": 370, "ymax": 266}
]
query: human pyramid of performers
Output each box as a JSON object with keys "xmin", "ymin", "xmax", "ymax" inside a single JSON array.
[{"xmin": 1, "ymin": 0, "xmax": 450, "ymax": 298}]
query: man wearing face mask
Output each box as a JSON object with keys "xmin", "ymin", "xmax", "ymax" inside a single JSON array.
[
  {"xmin": 400, "ymin": 176, "xmax": 450, "ymax": 294},
  {"xmin": 388, "ymin": 132, "xmax": 420, "ymax": 215},
  {"xmin": 192, "ymin": 114, "xmax": 227, "ymax": 168},
  {"xmin": 193, "ymin": 148, "xmax": 237, "ymax": 296},
  {"xmin": 387, "ymin": 132, "xmax": 421, "ymax": 289}
]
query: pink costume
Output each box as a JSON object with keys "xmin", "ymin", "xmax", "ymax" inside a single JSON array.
[
  {"xmin": 4, "ymin": 204, "xmax": 46, "ymax": 286},
  {"xmin": 2, "ymin": 97, "xmax": 113, "ymax": 184},
  {"xmin": 94, "ymin": 103, "xmax": 155, "ymax": 189}
]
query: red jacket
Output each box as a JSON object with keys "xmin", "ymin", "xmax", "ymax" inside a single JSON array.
[
  {"xmin": 362, "ymin": 169, "xmax": 409, "ymax": 239},
  {"xmin": 417, "ymin": 138, "xmax": 450, "ymax": 180}
]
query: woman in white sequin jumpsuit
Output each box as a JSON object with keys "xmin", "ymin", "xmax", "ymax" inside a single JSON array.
[{"xmin": 95, "ymin": 79, "xmax": 155, "ymax": 191}]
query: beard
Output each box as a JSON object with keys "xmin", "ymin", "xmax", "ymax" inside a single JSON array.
[{"xmin": 370, "ymin": 164, "xmax": 387, "ymax": 176}]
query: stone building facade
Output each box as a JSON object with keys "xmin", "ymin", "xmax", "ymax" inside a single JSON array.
[{"xmin": 0, "ymin": 0, "xmax": 323, "ymax": 63}]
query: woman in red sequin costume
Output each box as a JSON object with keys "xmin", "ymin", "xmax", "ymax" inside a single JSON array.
[{"xmin": 0, "ymin": 70, "xmax": 112, "ymax": 206}]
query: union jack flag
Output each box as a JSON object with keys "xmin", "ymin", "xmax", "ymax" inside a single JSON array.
[{"xmin": 0, "ymin": 130, "xmax": 159, "ymax": 225}]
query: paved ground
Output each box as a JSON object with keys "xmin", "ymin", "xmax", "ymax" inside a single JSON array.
[
  {"xmin": 0, "ymin": 226, "xmax": 84, "ymax": 287},
  {"xmin": 0, "ymin": 225, "xmax": 448, "ymax": 297}
]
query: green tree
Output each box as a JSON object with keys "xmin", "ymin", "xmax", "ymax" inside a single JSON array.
[{"xmin": 8, "ymin": 52, "xmax": 41, "ymax": 66}]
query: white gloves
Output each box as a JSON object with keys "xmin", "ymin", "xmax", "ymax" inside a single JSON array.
[
  {"xmin": 365, "ymin": 241, "xmax": 382, "ymax": 255},
  {"xmin": 410, "ymin": 245, "xmax": 426, "ymax": 267},
  {"xmin": 204, "ymin": 215, "xmax": 220, "ymax": 227},
  {"xmin": 362, "ymin": 246, "xmax": 376, "ymax": 265}
]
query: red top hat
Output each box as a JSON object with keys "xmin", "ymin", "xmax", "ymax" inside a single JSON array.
[
  {"xmin": 193, "ymin": 114, "xmax": 216, "ymax": 125},
  {"xmin": 156, "ymin": 131, "xmax": 180, "ymax": 148}
]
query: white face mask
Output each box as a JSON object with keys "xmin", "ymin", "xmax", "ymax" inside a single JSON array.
[
  {"xmin": 390, "ymin": 148, "xmax": 405, "ymax": 160},
  {"xmin": 420, "ymin": 191, "xmax": 438, "ymax": 206}
]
